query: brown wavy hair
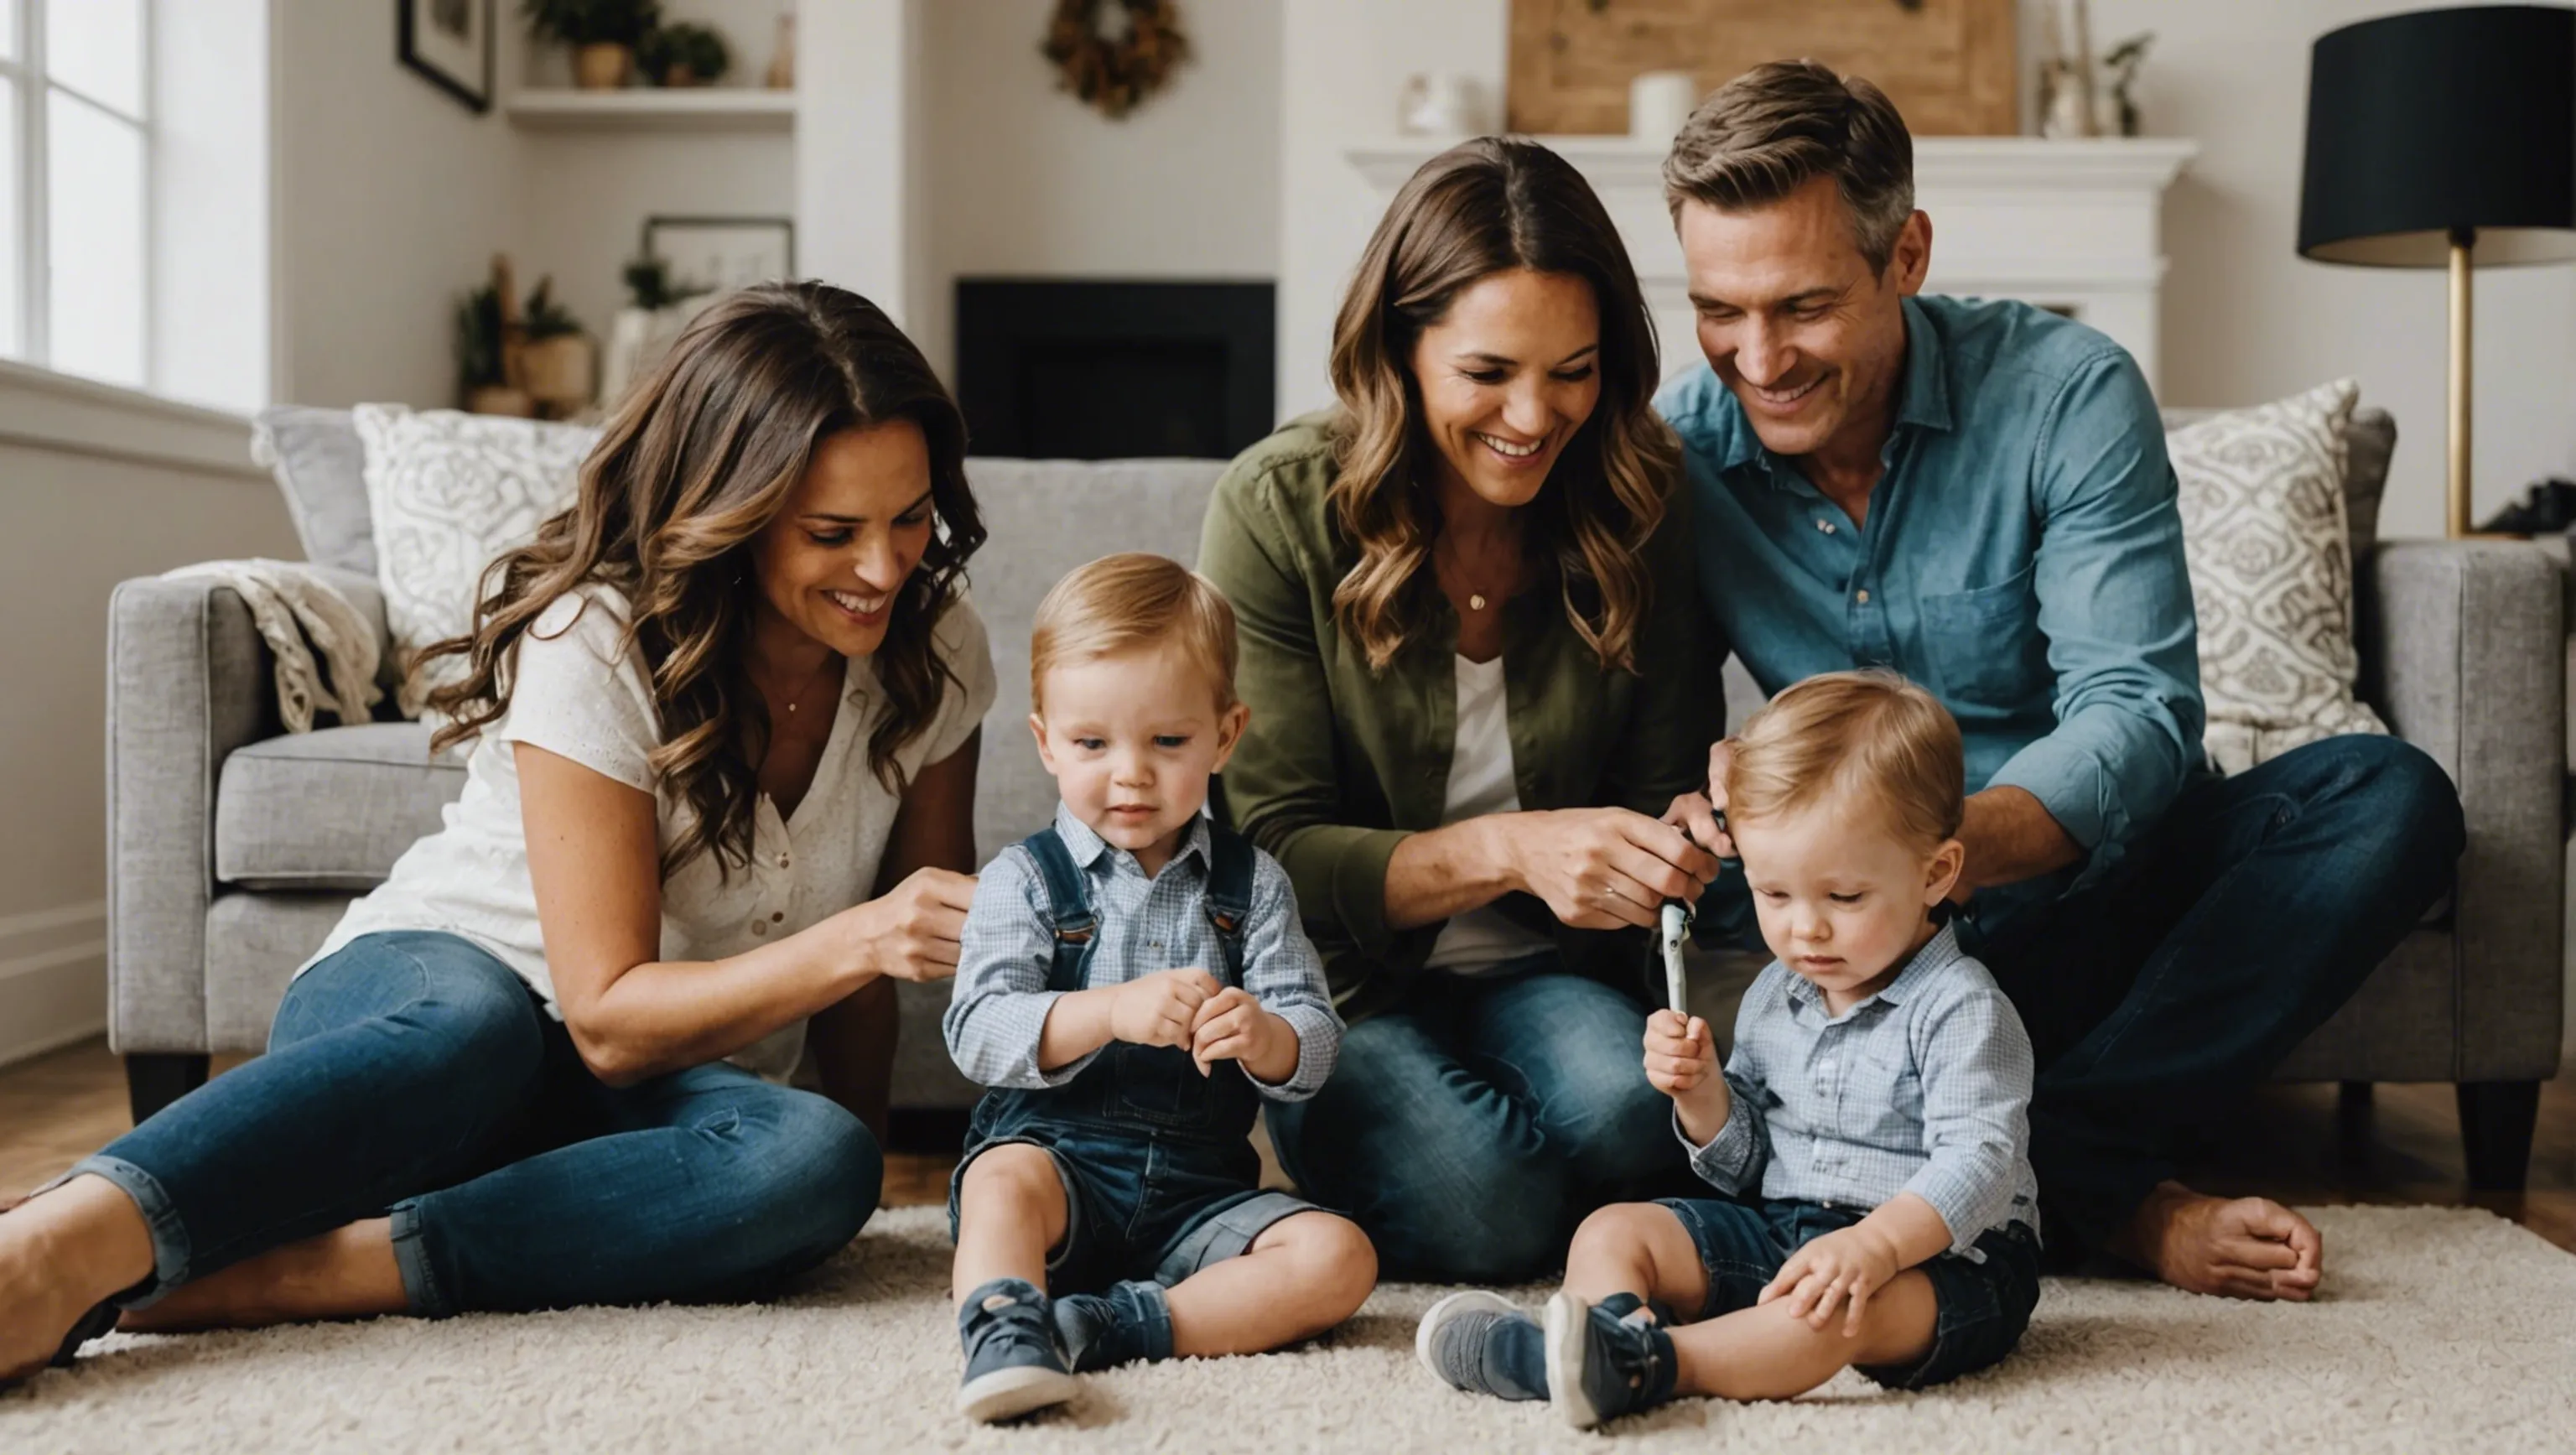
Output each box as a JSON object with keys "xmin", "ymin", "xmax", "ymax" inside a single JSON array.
[
  {"xmin": 1327, "ymin": 135, "xmax": 1677, "ymax": 673},
  {"xmin": 421, "ymin": 282, "xmax": 988, "ymax": 880}
]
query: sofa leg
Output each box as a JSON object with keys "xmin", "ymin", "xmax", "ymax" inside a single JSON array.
[
  {"xmin": 2457, "ymin": 1080, "xmax": 2541, "ymax": 1193},
  {"xmin": 124, "ymin": 1053, "xmax": 209, "ymax": 1125}
]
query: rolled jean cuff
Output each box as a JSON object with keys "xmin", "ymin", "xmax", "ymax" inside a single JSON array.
[
  {"xmin": 45, "ymin": 1153, "xmax": 192, "ymax": 1309},
  {"xmin": 388, "ymin": 1198, "xmax": 450, "ymax": 1318}
]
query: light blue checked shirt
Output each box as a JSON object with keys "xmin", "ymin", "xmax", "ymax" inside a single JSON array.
[
  {"xmin": 1685, "ymin": 922, "xmax": 2039, "ymax": 1254},
  {"xmin": 943, "ymin": 804, "xmax": 1342, "ymax": 1098}
]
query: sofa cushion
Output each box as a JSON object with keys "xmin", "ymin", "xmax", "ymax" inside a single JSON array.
[
  {"xmin": 962, "ymin": 457, "xmax": 1230, "ymax": 859},
  {"xmin": 2169, "ymin": 381, "xmax": 2392, "ymax": 775},
  {"xmin": 215, "ymin": 723, "xmax": 463, "ymax": 890},
  {"xmin": 356, "ymin": 404, "xmax": 600, "ymax": 716},
  {"xmin": 2162, "ymin": 404, "xmax": 2394, "ymax": 569},
  {"xmin": 252, "ymin": 406, "xmax": 378, "ymax": 576}
]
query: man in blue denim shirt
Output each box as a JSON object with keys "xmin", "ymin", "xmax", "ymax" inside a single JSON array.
[{"xmin": 1656, "ymin": 62, "xmax": 2464, "ymax": 1301}]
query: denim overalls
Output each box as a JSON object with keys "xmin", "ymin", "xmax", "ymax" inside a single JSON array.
[{"xmin": 952, "ymin": 823, "xmax": 1311, "ymax": 1291}]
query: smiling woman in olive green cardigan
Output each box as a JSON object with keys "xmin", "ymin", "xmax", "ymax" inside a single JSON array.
[{"xmin": 1198, "ymin": 138, "xmax": 1725, "ymax": 1284}]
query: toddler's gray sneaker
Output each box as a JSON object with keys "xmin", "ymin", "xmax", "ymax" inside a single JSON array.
[
  {"xmin": 1415, "ymin": 1289, "xmax": 1546, "ymax": 1400},
  {"xmin": 956, "ymin": 1277, "xmax": 1078, "ymax": 1423}
]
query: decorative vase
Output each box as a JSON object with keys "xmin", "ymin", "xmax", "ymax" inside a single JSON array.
[
  {"xmin": 520, "ymin": 334, "xmax": 595, "ymax": 413},
  {"xmin": 574, "ymin": 43, "xmax": 632, "ymax": 90}
]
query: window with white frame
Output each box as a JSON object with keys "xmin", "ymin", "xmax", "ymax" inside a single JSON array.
[{"xmin": 0, "ymin": 0, "xmax": 148, "ymax": 389}]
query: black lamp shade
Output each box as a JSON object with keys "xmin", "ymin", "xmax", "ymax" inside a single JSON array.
[{"xmin": 2298, "ymin": 5, "xmax": 2576, "ymax": 267}]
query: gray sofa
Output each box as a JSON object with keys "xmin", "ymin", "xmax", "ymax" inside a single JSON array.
[{"xmin": 108, "ymin": 405, "xmax": 2568, "ymax": 1187}]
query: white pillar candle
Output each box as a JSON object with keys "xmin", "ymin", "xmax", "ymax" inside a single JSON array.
[{"xmin": 1630, "ymin": 70, "xmax": 1700, "ymax": 143}]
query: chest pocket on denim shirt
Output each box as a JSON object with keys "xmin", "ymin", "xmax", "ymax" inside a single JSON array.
[{"xmin": 1919, "ymin": 564, "xmax": 2043, "ymax": 705}]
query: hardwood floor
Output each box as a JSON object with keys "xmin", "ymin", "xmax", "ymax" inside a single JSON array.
[{"xmin": 4, "ymin": 1037, "xmax": 2571, "ymax": 1253}]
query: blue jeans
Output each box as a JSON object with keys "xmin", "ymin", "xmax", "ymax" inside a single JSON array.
[
  {"xmin": 1658, "ymin": 1198, "xmax": 2042, "ymax": 1390},
  {"xmin": 1265, "ymin": 961, "xmax": 1685, "ymax": 1282},
  {"xmin": 65, "ymin": 931, "xmax": 880, "ymax": 1316},
  {"xmin": 1961, "ymin": 735, "xmax": 2463, "ymax": 1257}
]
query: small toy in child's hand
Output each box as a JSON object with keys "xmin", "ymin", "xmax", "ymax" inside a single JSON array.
[{"xmin": 1659, "ymin": 900, "xmax": 1691, "ymax": 1016}]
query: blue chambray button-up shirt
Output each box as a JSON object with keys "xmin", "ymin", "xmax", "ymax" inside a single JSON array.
[
  {"xmin": 943, "ymin": 805, "xmax": 1343, "ymax": 1099},
  {"xmin": 1659, "ymin": 295, "xmax": 2205, "ymax": 891},
  {"xmin": 1683, "ymin": 923, "xmax": 2039, "ymax": 1254}
]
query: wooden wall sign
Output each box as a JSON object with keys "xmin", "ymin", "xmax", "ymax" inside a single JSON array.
[{"xmin": 1507, "ymin": 0, "xmax": 2018, "ymax": 137}]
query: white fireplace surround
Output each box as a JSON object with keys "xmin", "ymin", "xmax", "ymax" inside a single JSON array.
[{"xmin": 1345, "ymin": 136, "xmax": 2198, "ymax": 392}]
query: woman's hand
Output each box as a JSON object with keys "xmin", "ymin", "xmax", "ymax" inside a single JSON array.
[
  {"xmin": 1662, "ymin": 739, "xmax": 1738, "ymax": 861},
  {"xmin": 1510, "ymin": 808, "xmax": 1721, "ymax": 928},
  {"xmin": 836, "ymin": 866, "xmax": 977, "ymax": 983}
]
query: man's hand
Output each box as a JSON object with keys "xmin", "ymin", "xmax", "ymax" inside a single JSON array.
[
  {"xmin": 1759, "ymin": 1224, "xmax": 1904, "ymax": 1335},
  {"xmin": 1643, "ymin": 1008, "xmax": 1727, "ymax": 1142},
  {"xmin": 1187, "ymin": 986, "xmax": 1298, "ymax": 1083},
  {"xmin": 1666, "ymin": 739, "xmax": 1739, "ymax": 861},
  {"xmin": 1106, "ymin": 968, "xmax": 1223, "ymax": 1050}
]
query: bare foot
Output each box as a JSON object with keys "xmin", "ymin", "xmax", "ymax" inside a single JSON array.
[
  {"xmin": 118, "ymin": 1219, "xmax": 405, "ymax": 1334},
  {"xmin": 2107, "ymin": 1181, "xmax": 2323, "ymax": 1301},
  {"xmin": 0, "ymin": 1177, "xmax": 154, "ymax": 1380}
]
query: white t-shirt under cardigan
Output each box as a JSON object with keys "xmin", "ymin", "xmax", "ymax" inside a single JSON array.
[
  {"xmin": 1423, "ymin": 652, "xmax": 1556, "ymax": 976},
  {"xmin": 304, "ymin": 584, "xmax": 998, "ymax": 1083}
]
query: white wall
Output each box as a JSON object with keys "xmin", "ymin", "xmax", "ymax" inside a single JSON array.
[
  {"xmin": 2065, "ymin": 0, "xmax": 2576, "ymax": 540},
  {"xmin": 0, "ymin": 367, "xmax": 296, "ymax": 1065},
  {"xmin": 1278, "ymin": 0, "xmax": 1508, "ymax": 421},
  {"xmin": 270, "ymin": 0, "xmax": 524, "ymax": 408},
  {"xmin": 921, "ymin": 0, "xmax": 1283, "ymax": 380}
]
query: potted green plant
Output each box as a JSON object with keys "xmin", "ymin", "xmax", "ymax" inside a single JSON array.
[
  {"xmin": 522, "ymin": 0, "xmax": 662, "ymax": 90},
  {"xmin": 516, "ymin": 277, "xmax": 594, "ymax": 416},
  {"xmin": 454, "ymin": 281, "xmax": 532, "ymax": 417},
  {"xmin": 638, "ymin": 22, "xmax": 730, "ymax": 87}
]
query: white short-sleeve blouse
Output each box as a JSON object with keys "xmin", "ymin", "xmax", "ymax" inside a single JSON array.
[{"xmin": 304, "ymin": 583, "xmax": 999, "ymax": 1082}]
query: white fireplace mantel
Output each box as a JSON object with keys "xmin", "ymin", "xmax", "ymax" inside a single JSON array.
[{"xmin": 1345, "ymin": 136, "xmax": 2198, "ymax": 391}]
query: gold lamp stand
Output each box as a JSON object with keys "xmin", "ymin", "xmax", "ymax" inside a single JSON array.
[{"xmin": 2447, "ymin": 226, "xmax": 2475, "ymax": 539}]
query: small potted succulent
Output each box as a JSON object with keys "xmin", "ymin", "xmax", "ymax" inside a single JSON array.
[
  {"xmin": 522, "ymin": 0, "xmax": 662, "ymax": 90},
  {"xmin": 638, "ymin": 22, "xmax": 730, "ymax": 88}
]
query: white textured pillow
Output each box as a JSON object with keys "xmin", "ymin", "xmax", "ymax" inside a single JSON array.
[
  {"xmin": 355, "ymin": 404, "xmax": 601, "ymax": 716},
  {"xmin": 2168, "ymin": 379, "xmax": 2389, "ymax": 775}
]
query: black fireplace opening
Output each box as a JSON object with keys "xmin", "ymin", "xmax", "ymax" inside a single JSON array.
[{"xmin": 955, "ymin": 279, "xmax": 1275, "ymax": 460}]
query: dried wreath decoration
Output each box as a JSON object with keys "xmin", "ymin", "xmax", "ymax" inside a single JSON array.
[{"xmin": 1043, "ymin": 0, "xmax": 1189, "ymax": 120}]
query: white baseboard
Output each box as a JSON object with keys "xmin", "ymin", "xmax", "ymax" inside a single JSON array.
[{"xmin": 0, "ymin": 900, "xmax": 108, "ymax": 1068}]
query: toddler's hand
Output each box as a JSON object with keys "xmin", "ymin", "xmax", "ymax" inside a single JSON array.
[
  {"xmin": 1759, "ymin": 1225, "xmax": 1903, "ymax": 1336},
  {"xmin": 1107, "ymin": 968, "xmax": 1223, "ymax": 1051},
  {"xmin": 1187, "ymin": 986, "xmax": 1288, "ymax": 1077},
  {"xmin": 1644, "ymin": 1005, "xmax": 1719, "ymax": 1095}
]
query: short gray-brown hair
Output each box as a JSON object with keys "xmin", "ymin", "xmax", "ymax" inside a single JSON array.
[{"xmin": 1663, "ymin": 60, "xmax": 1916, "ymax": 274}]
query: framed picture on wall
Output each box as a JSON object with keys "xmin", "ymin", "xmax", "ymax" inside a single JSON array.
[
  {"xmin": 642, "ymin": 216, "xmax": 799, "ymax": 295},
  {"xmin": 400, "ymin": 0, "xmax": 494, "ymax": 114}
]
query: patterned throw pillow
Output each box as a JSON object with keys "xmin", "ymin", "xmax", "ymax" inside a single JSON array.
[
  {"xmin": 2168, "ymin": 379, "xmax": 2389, "ymax": 775},
  {"xmin": 354, "ymin": 404, "xmax": 602, "ymax": 717}
]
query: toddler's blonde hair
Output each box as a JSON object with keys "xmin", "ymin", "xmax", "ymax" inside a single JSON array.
[
  {"xmin": 1725, "ymin": 670, "xmax": 1964, "ymax": 851},
  {"xmin": 1030, "ymin": 553, "xmax": 1239, "ymax": 715}
]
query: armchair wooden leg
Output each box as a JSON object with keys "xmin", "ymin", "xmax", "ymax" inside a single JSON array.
[
  {"xmin": 2457, "ymin": 1080, "xmax": 2541, "ymax": 1193},
  {"xmin": 124, "ymin": 1053, "xmax": 209, "ymax": 1125}
]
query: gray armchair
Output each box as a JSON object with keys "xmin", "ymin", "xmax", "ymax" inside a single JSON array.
[{"xmin": 106, "ymin": 407, "xmax": 2567, "ymax": 1186}]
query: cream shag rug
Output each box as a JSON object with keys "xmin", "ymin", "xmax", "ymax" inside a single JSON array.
[{"xmin": 4, "ymin": 1203, "xmax": 2572, "ymax": 1453}]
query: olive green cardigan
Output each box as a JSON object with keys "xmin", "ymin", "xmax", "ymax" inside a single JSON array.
[{"xmin": 1197, "ymin": 414, "xmax": 1726, "ymax": 1020}]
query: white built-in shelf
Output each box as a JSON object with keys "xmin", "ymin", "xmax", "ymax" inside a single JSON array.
[{"xmin": 503, "ymin": 88, "xmax": 795, "ymax": 133}]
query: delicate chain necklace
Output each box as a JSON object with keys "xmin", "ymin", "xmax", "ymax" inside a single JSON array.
[
  {"xmin": 1436, "ymin": 529, "xmax": 1519, "ymax": 613},
  {"xmin": 763, "ymin": 652, "xmax": 841, "ymax": 715}
]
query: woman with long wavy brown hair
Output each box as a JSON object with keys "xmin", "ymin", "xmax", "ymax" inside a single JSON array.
[
  {"xmin": 0, "ymin": 283, "xmax": 993, "ymax": 1380},
  {"xmin": 1198, "ymin": 138, "xmax": 1727, "ymax": 1284}
]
